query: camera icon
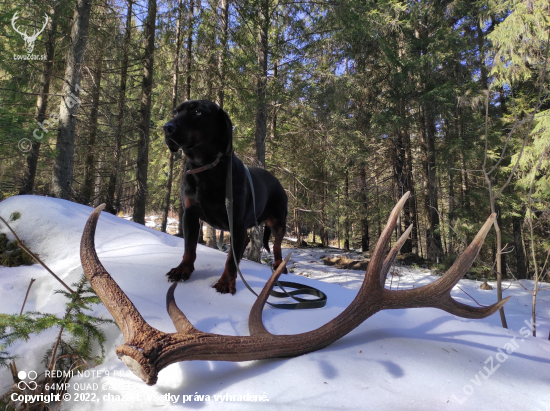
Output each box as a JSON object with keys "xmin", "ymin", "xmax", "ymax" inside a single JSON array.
[{"xmin": 17, "ymin": 370, "xmax": 38, "ymax": 391}]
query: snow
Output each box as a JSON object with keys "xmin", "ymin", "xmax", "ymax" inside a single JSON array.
[{"xmin": 0, "ymin": 195, "xmax": 549, "ymax": 411}]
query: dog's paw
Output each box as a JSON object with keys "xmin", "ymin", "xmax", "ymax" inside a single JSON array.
[
  {"xmin": 212, "ymin": 279, "xmax": 236, "ymax": 295},
  {"xmin": 166, "ymin": 264, "xmax": 194, "ymax": 282}
]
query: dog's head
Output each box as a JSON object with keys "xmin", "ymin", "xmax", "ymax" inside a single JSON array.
[{"xmin": 163, "ymin": 100, "xmax": 233, "ymax": 163}]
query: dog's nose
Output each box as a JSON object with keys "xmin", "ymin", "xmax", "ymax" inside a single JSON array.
[{"xmin": 163, "ymin": 122, "xmax": 176, "ymax": 134}]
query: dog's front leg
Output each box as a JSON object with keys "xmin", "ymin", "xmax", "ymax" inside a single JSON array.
[
  {"xmin": 213, "ymin": 223, "xmax": 246, "ymax": 294},
  {"xmin": 167, "ymin": 205, "xmax": 200, "ymax": 282}
]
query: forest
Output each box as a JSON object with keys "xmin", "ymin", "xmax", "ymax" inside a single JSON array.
[{"xmin": 0, "ymin": 0, "xmax": 549, "ymax": 312}]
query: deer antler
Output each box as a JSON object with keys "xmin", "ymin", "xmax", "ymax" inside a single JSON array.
[
  {"xmin": 11, "ymin": 12, "xmax": 48, "ymax": 40},
  {"xmin": 29, "ymin": 13, "xmax": 49, "ymax": 41},
  {"xmin": 11, "ymin": 12, "xmax": 28, "ymax": 38},
  {"xmin": 80, "ymin": 193, "xmax": 510, "ymax": 385}
]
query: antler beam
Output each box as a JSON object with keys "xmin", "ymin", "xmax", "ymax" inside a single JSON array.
[{"xmin": 80, "ymin": 193, "xmax": 510, "ymax": 385}]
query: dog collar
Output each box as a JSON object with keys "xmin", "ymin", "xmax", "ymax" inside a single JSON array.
[{"xmin": 186, "ymin": 152, "xmax": 224, "ymax": 174}]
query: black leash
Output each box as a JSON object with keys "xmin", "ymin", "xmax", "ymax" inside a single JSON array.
[{"xmin": 224, "ymin": 151, "xmax": 327, "ymax": 309}]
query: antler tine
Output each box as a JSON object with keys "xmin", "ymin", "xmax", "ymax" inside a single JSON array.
[
  {"xmin": 80, "ymin": 204, "xmax": 155, "ymax": 341},
  {"xmin": 440, "ymin": 295, "xmax": 510, "ymax": 319},
  {"xmin": 361, "ymin": 191, "xmax": 410, "ymax": 294},
  {"xmin": 433, "ymin": 213, "xmax": 496, "ymax": 293},
  {"xmin": 81, "ymin": 204, "xmax": 166, "ymax": 385},
  {"xmin": 380, "ymin": 224, "xmax": 413, "ymax": 287},
  {"xmin": 249, "ymin": 253, "xmax": 292, "ymax": 336},
  {"xmin": 166, "ymin": 282, "xmax": 196, "ymax": 334},
  {"xmin": 429, "ymin": 212, "xmax": 513, "ymax": 317},
  {"xmin": 41, "ymin": 13, "xmax": 49, "ymax": 30},
  {"xmin": 380, "ymin": 213, "xmax": 511, "ymax": 319},
  {"xmin": 29, "ymin": 13, "xmax": 48, "ymax": 40},
  {"xmin": 11, "ymin": 12, "xmax": 27, "ymax": 37}
]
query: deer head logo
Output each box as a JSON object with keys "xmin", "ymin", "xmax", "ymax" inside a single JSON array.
[{"xmin": 11, "ymin": 12, "xmax": 49, "ymax": 54}]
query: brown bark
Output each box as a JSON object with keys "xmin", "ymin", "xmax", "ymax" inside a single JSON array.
[
  {"xmin": 82, "ymin": 50, "xmax": 104, "ymax": 204},
  {"xmin": 360, "ymin": 167, "xmax": 369, "ymax": 252},
  {"xmin": 185, "ymin": 0, "xmax": 194, "ymax": 102},
  {"xmin": 404, "ymin": 126, "xmax": 418, "ymax": 253},
  {"xmin": 162, "ymin": 0, "xmax": 183, "ymax": 233},
  {"xmin": 161, "ymin": 153, "xmax": 175, "ymax": 233},
  {"xmin": 19, "ymin": 2, "xmax": 61, "ymax": 195},
  {"xmin": 216, "ymin": 0, "xmax": 229, "ymax": 108},
  {"xmin": 248, "ymin": 0, "xmax": 269, "ymax": 261},
  {"xmin": 52, "ymin": 0, "xmax": 93, "ymax": 200},
  {"xmin": 133, "ymin": 0, "xmax": 157, "ymax": 225},
  {"xmin": 177, "ymin": 0, "xmax": 195, "ymax": 237},
  {"xmin": 420, "ymin": 106, "xmax": 442, "ymax": 261},
  {"xmin": 254, "ymin": 0, "xmax": 269, "ymax": 167},
  {"xmin": 106, "ymin": 0, "xmax": 133, "ymax": 213},
  {"xmin": 344, "ymin": 171, "xmax": 350, "ymax": 250},
  {"xmin": 447, "ymin": 151, "xmax": 455, "ymax": 250}
]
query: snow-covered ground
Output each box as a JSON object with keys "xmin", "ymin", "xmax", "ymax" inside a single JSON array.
[{"xmin": 0, "ymin": 195, "xmax": 549, "ymax": 411}]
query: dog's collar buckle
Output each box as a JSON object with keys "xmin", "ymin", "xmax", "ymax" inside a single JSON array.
[{"xmin": 186, "ymin": 152, "xmax": 224, "ymax": 174}]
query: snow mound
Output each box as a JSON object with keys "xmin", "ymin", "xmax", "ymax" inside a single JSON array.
[{"xmin": 0, "ymin": 195, "xmax": 548, "ymax": 411}]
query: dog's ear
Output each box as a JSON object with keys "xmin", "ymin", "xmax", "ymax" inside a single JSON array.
[
  {"xmin": 173, "ymin": 101, "xmax": 186, "ymax": 116},
  {"xmin": 218, "ymin": 107, "xmax": 233, "ymax": 141}
]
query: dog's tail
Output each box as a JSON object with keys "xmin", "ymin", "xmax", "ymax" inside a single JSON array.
[{"xmin": 263, "ymin": 226, "xmax": 271, "ymax": 253}]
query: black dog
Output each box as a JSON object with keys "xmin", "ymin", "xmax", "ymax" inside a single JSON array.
[{"xmin": 163, "ymin": 100, "xmax": 288, "ymax": 294}]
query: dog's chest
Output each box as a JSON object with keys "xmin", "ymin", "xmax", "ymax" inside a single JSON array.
[{"xmin": 185, "ymin": 174, "xmax": 230, "ymax": 230}]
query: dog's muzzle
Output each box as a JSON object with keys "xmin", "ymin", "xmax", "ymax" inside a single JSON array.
[
  {"xmin": 163, "ymin": 122, "xmax": 181, "ymax": 152},
  {"xmin": 163, "ymin": 122, "xmax": 176, "ymax": 134}
]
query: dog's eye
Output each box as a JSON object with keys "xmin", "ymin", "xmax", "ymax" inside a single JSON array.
[
  {"xmin": 195, "ymin": 109, "xmax": 202, "ymax": 116},
  {"xmin": 172, "ymin": 109, "xmax": 178, "ymax": 116}
]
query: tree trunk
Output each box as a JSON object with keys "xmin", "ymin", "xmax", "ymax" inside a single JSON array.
[
  {"xmin": 360, "ymin": 167, "xmax": 369, "ymax": 252},
  {"xmin": 420, "ymin": 106, "xmax": 442, "ymax": 261},
  {"xmin": 447, "ymin": 155, "xmax": 455, "ymax": 254},
  {"xmin": 161, "ymin": 153, "xmax": 175, "ymax": 233},
  {"xmin": 133, "ymin": 0, "xmax": 157, "ymax": 225},
  {"xmin": 216, "ymin": 0, "xmax": 229, "ymax": 108},
  {"xmin": 198, "ymin": 220, "xmax": 204, "ymax": 243},
  {"xmin": 81, "ymin": 50, "xmax": 103, "ymax": 205},
  {"xmin": 392, "ymin": 127, "xmax": 409, "ymax": 250},
  {"xmin": 177, "ymin": 0, "xmax": 195, "ymax": 237},
  {"xmin": 293, "ymin": 178, "xmax": 299, "ymax": 242},
  {"xmin": 162, "ymin": 0, "xmax": 183, "ymax": 233},
  {"xmin": 93, "ymin": 155, "xmax": 103, "ymax": 208},
  {"xmin": 247, "ymin": 225, "xmax": 262, "ymax": 261},
  {"xmin": 438, "ymin": 174, "xmax": 447, "ymax": 255},
  {"xmin": 249, "ymin": 0, "xmax": 269, "ymax": 262},
  {"xmin": 457, "ymin": 107, "xmax": 471, "ymax": 211},
  {"xmin": 403, "ymin": 118, "xmax": 418, "ymax": 254},
  {"xmin": 177, "ymin": 163, "xmax": 185, "ymax": 237},
  {"xmin": 321, "ymin": 169, "xmax": 328, "ymax": 246},
  {"xmin": 185, "ymin": 0, "xmax": 194, "ymax": 102},
  {"xmin": 52, "ymin": 0, "xmax": 93, "ymax": 200},
  {"xmin": 374, "ymin": 143, "xmax": 381, "ymax": 238},
  {"xmin": 106, "ymin": 0, "xmax": 133, "ymax": 213},
  {"xmin": 254, "ymin": 0, "xmax": 269, "ymax": 167},
  {"xmin": 206, "ymin": 225, "xmax": 217, "ymax": 247},
  {"xmin": 19, "ymin": 1, "xmax": 61, "ymax": 195},
  {"xmin": 344, "ymin": 170, "xmax": 350, "ymax": 250}
]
